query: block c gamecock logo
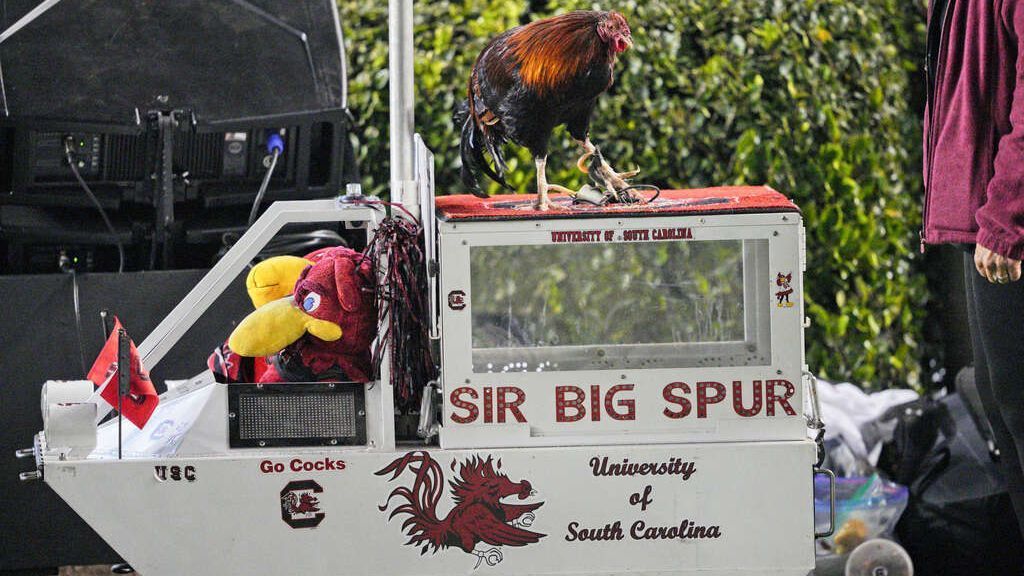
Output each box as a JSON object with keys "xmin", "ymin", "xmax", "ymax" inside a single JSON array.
[
  {"xmin": 448, "ymin": 290, "xmax": 467, "ymax": 311},
  {"xmin": 280, "ymin": 479, "xmax": 325, "ymax": 529}
]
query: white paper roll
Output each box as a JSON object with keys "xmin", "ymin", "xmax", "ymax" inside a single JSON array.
[{"xmin": 41, "ymin": 380, "xmax": 95, "ymax": 422}]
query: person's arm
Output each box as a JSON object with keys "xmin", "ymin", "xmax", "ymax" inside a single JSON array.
[{"xmin": 974, "ymin": 0, "xmax": 1024, "ymax": 282}]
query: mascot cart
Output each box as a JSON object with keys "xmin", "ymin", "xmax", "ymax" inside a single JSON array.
[{"xmin": 15, "ymin": 2, "xmax": 832, "ymax": 575}]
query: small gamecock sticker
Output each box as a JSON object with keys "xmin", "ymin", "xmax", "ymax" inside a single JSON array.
[
  {"xmin": 775, "ymin": 272, "xmax": 794, "ymax": 308},
  {"xmin": 448, "ymin": 290, "xmax": 467, "ymax": 311}
]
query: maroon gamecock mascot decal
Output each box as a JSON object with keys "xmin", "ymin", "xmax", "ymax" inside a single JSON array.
[
  {"xmin": 376, "ymin": 451, "xmax": 545, "ymax": 568},
  {"xmin": 775, "ymin": 272, "xmax": 794, "ymax": 308}
]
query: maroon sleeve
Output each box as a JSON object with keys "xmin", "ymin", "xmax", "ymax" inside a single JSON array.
[{"xmin": 978, "ymin": 0, "xmax": 1024, "ymax": 259}]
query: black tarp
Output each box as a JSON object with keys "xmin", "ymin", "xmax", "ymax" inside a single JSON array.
[
  {"xmin": 0, "ymin": 0, "xmax": 345, "ymax": 125},
  {"xmin": 0, "ymin": 269, "xmax": 249, "ymax": 570},
  {"xmin": 886, "ymin": 393, "xmax": 1024, "ymax": 575}
]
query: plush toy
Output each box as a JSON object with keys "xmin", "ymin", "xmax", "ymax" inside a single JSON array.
[
  {"xmin": 208, "ymin": 253, "xmax": 314, "ymax": 383},
  {"xmin": 245, "ymin": 255, "xmax": 315, "ymax": 308},
  {"xmin": 227, "ymin": 247, "xmax": 377, "ymax": 383}
]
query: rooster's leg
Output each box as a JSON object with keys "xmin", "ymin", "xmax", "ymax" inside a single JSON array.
[
  {"xmin": 534, "ymin": 156, "xmax": 575, "ymax": 211},
  {"xmin": 575, "ymin": 138, "xmax": 597, "ymax": 173},
  {"xmin": 575, "ymin": 138, "xmax": 641, "ymax": 196}
]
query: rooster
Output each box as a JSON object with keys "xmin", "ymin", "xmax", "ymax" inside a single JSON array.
[
  {"xmin": 459, "ymin": 10, "xmax": 636, "ymax": 210},
  {"xmin": 377, "ymin": 452, "xmax": 545, "ymax": 568}
]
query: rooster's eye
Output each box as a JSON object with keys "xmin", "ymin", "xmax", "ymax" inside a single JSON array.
[{"xmin": 302, "ymin": 292, "xmax": 322, "ymax": 313}]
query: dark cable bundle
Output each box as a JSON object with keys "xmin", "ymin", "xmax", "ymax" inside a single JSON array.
[{"xmin": 364, "ymin": 212, "xmax": 438, "ymax": 409}]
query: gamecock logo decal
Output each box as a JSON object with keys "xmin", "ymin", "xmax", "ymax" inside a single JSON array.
[
  {"xmin": 447, "ymin": 290, "xmax": 467, "ymax": 311},
  {"xmin": 377, "ymin": 451, "xmax": 545, "ymax": 568},
  {"xmin": 280, "ymin": 479, "xmax": 325, "ymax": 529}
]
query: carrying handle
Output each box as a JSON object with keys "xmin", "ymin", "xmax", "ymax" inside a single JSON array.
[{"xmin": 814, "ymin": 467, "xmax": 836, "ymax": 538}]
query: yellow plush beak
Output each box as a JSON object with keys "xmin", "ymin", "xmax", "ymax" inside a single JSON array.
[
  {"xmin": 228, "ymin": 297, "xmax": 343, "ymax": 357},
  {"xmin": 246, "ymin": 256, "xmax": 314, "ymax": 309}
]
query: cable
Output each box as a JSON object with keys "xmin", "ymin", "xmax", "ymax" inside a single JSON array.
[
  {"xmin": 65, "ymin": 142, "xmax": 125, "ymax": 273},
  {"xmin": 70, "ymin": 268, "xmax": 88, "ymax": 377},
  {"xmin": 619, "ymin": 184, "xmax": 661, "ymax": 204},
  {"xmin": 247, "ymin": 150, "xmax": 279, "ymax": 227},
  {"xmin": 247, "ymin": 133, "xmax": 285, "ymax": 227}
]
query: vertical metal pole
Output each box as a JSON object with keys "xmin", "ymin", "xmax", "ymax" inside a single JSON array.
[
  {"xmin": 117, "ymin": 328, "xmax": 129, "ymax": 460},
  {"xmin": 100, "ymin": 309, "xmax": 111, "ymax": 340},
  {"xmin": 154, "ymin": 113, "xmax": 177, "ymax": 269},
  {"xmin": 388, "ymin": 0, "xmax": 419, "ymax": 220}
]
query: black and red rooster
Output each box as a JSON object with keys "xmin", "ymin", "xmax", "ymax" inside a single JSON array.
[
  {"xmin": 377, "ymin": 451, "xmax": 545, "ymax": 568},
  {"xmin": 458, "ymin": 10, "xmax": 636, "ymax": 210}
]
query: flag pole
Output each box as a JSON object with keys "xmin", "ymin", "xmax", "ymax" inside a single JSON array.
[
  {"xmin": 117, "ymin": 328, "xmax": 129, "ymax": 460},
  {"xmin": 100, "ymin": 309, "xmax": 111, "ymax": 340}
]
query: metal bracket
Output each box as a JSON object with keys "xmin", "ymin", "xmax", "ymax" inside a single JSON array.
[
  {"xmin": 804, "ymin": 370, "xmax": 826, "ymax": 467},
  {"xmin": 416, "ymin": 380, "xmax": 440, "ymax": 441}
]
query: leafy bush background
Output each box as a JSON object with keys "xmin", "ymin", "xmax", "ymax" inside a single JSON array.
[{"xmin": 338, "ymin": 0, "xmax": 928, "ymax": 389}]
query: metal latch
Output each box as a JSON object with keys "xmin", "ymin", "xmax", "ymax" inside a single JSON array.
[
  {"xmin": 15, "ymin": 433, "xmax": 44, "ymax": 482},
  {"xmin": 417, "ymin": 381, "xmax": 440, "ymax": 441},
  {"xmin": 16, "ymin": 444, "xmax": 42, "ymax": 482},
  {"xmin": 804, "ymin": 371, "xmax": 826, "ymax": 466}
]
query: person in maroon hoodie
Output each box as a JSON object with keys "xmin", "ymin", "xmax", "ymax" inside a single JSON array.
[{"xmin": 924, "ymin": 0, "xmax": 1024, "ymax": 537}]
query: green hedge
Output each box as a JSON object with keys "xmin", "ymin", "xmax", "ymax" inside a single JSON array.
[{"xmin": 339, "ymin": 0, "xmax": 928, "ymax": 389}]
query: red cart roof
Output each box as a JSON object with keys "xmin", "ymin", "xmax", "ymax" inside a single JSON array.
[{"xmin": 435, "ymin": 186, "xmax": 799, "ymax": 222}]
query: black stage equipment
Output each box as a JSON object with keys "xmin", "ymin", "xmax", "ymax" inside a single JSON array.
[{"xmin": 0, "ymin": 0, "xmax": 357, "ymax": 273}]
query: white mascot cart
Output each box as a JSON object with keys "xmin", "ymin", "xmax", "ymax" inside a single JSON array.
[{"xmin": 15, "ymin": 2, "xmax": 832, "ymax": 574}]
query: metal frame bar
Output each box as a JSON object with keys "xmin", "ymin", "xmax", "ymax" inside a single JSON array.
[
  {"xmin": 388, "ymin": 0, "xmax": 417, "ymax": 218},
  {"xmin": 414, "ymin": 134, "xmax": 440, "ymax": 338},
  {"xmin": 0, "ymin": 0, "xmax": 64, "ymax": 45}
]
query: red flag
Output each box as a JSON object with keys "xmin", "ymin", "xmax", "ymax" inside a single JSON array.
[{"xmin": 87, "ymin": 318, "xmax": 159, "ymax": 428}]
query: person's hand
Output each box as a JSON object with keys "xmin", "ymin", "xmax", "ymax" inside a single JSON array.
[{"xmin": 975, "ymin": 245, "xmax": 1022, "ymax": 284}]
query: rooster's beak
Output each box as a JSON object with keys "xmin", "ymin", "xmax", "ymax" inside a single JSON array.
[{"xmin": 228, "ymin": 297, "xmax": 343, "ymax": 357}]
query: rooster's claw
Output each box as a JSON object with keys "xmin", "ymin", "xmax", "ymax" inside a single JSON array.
[
  {"xmin": 514, "ymin": 512, "xmax": 536, "ymax": 528},
  {"xmin": 472, "ymin": 547, "xmax": 504, "ymax": 569}
]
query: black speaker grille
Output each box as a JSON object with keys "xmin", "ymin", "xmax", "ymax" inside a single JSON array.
[
  {"xmin": 238, "ymin": 393, "xmax": 358, "ymax": 439},
  {"xmin": 228, "ymin": 383, "xmax": 366, "ymax": 448}
]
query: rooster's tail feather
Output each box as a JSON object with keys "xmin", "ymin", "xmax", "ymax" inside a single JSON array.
[
  {"xmin": 376, "ymin": 451, "xmax": 449, "ymax": 552},
  {"xmin": 459, "ymin": 99, "xmax": 513, "ymax": 197}
]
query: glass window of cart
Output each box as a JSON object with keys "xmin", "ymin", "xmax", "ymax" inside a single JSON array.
[{"xmin": 469, "ymin": 239, "xmax": 771, "ymax": 372}]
